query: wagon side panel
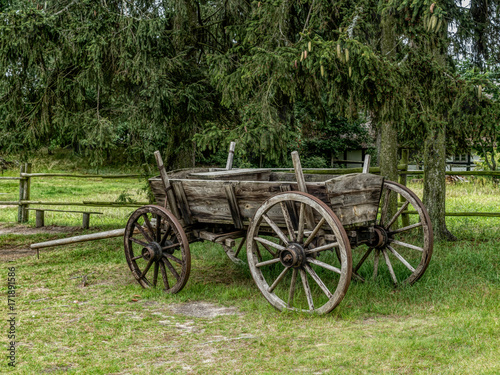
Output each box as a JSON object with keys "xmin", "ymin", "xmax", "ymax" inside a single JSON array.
[
  {"xmin": 149, "ymin": 178, "xmax": 329, "ymax": 226},
  {"xmin": 325, "ymin": 173, "xmax": 384, "ymax": 227}
]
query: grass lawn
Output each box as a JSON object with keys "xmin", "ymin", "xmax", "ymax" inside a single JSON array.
[{"xmin": 1, "ymin": 162, "xmax": 499, "ymax": 374}]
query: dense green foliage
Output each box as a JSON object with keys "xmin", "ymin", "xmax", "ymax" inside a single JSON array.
[{"xmin": 1, "ymin": 1, "xmax": 500, "ymax": 170}]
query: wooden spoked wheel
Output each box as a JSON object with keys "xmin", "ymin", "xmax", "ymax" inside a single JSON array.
[
  {"xmin": 352, "ymin": 181, "xmax": 433, "ymax": 286},
  {"xmin": 247, "ymin": 192, "xmax": 352, "ymax": 314},
  {"xmin": 124, "ymin": 205, "xmax": 191, "ymax": 294}
]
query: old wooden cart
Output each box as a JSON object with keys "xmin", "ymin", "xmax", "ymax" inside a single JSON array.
[{"xmin": 123, "ymin": 150, "xmax": 433, "ymax": 314}]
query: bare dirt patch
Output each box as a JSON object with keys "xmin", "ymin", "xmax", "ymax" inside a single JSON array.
[
  {"xmin": 168, "ymin": 301, "xmax": 241, "ymax": 318},
  {"xmin": 0, "ymin": 224, "xmax": 83, "ymax": 261},
  {"xmin": 0, "ymin": 223, "xmax": 81, "ymax": 236}
]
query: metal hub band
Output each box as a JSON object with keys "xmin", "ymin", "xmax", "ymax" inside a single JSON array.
[{"xmin": 280, "ymin": 243, "xmax": 306, "ymax": 268}]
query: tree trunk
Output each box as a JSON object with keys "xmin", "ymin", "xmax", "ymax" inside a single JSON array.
[
  {"xmin": 423, "ymin": 128, "xmax": 456, "ymax": 241},
  {"xmin": 379, "ymin": 15, "xmax": 399, "ymax": 221}
]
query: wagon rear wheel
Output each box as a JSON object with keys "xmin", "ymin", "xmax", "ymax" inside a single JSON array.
[
  {"xmin": 247, "ymin": 192, "xmax": 352, "ymax": 314},
  {"xmin": 353, "ymin": 180, "xmax": 433, "ymax": 286},
  {"xmin": 124, "ymin": 205, "xmax": 191, "ymax": 294}
]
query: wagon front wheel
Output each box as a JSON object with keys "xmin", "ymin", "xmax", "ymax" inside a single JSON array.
[
  {"xmin": 247, "ymin": 192, "xmax": 352, "ymax": 314},
  {"xmin": 124, "ymin": 205, "xmax": 191, "ymax": 294}
]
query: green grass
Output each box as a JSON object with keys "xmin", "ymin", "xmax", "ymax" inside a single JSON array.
[{"xmin": 0, "ymin": 163, "xmax": 499, "ymax": 374}]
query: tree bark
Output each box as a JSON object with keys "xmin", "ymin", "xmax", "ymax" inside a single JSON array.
[
  {"xmin": 378, "ymin": 15, "xmax": 399, "ymax": 221},
  {"xmin": 423, "ymin": 128, "xmax": 456, "ymax": 241}
]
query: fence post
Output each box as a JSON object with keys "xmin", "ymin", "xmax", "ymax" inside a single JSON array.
[
  {"xmin": 17, "ymin": 164, "xmax": 25, "ymax": 223},
  {"xmin": 21, "ymin": 163, "xmax": 32, "ymax": 223},
  {"xmin": 399, "ymin": 149, "xmax": 410, "ymax": 227}
]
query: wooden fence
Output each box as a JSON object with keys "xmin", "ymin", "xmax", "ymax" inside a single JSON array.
[
  {"xmin": 1, "ymin": 150, "xmax": 500, "ymax": 224},
  {"xmin": 0, "ymin": 163, "xmax": 149, "ymax": 223}
]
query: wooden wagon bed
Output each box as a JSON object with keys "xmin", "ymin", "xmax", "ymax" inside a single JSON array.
[{"xmin": 149, "ymin": 170, "xmax": 385, "ymax": 229}]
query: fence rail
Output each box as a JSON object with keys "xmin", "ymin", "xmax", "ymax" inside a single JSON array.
[
  {"xmin": 0, "ymin": 162, "xmax": 148, "ymax": 223},
  {"xmin": 1, "ymin": 151, "xmax": 500, "ymax": 225}
]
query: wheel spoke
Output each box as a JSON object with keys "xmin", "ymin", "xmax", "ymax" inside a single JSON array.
[
  {"xmin": 280, "ymin": 202, "xmax": 296, "ymax": 242},
  {"xmin": 303, "ymin": 218, "xmax": 326, "ymax": 248},
  {"xmin": 159, "ymin": 261, "xmax": 170, "ymax": 290},
  {"xmin": 299, "ymin": 268, "xmax": 314, "ymax": 311},
  {"xmin": 140, "ymin": 258, "xmax": 154, "ymax": 279},
  {"xmin": 130, "ymin": 237, "xmax": 149, "ymax": 247},
  {"xmin": 297, "ymin": 203, "xmax": 305, "ymax": 243},
  {"xmin": 258, "ymin": 241, "xmax": 277, "ymax": 257},
  {"xmin": 385, "ymin": 201, "xmax": 409, "ymax": 229},
  {"xmin": 163, "ymin": 253, "xmax": 182, "ymax": 265},
  {"xmin": 131, "ymin": 254, "xmax": 143, "ymax": 261},
  {"xmin": 254, "ymin": 241, "xmax": 263, "ymax": 262},
  {"xmin": 288, "ymin": 268, "xmax": 298, "ymax": 308},
  {"xmin": 306, "ymin": 257, "xmax": 341, "ymax": 275},
  {"xmin": 156, "ymin": 215, "xmax": 162, "ymax": 242},
  {"xmin": 390, "ymin": 239, "xmax": 423, "ymax": 252},
  {"xmin": 153, "ymin": 262, "xmax": 159, "ymax": 286},
  {"xmin": 262, "ymin": 213, "xmax": 289, "ymax": 245},
  {"xmin": 255, "ymin": 258, "xmax": 281, "ymax": 268},
  {"xmin": 388, "ymin": 222, "xmax": 422, "ymax": 235},
  {"xmin": 268, "ymin": 267, "xmax": 289, "ymax": 293},
  {"xmin": 234, "ymin": 238, "xmax": 246, "ymax": 258},
  {"xmin": 163, "ymin": 258, "xmax": 180, "ymax": 280},
  {"xmin": 160, "ymin": 223, "xmax": 172, "ymax": 246},
  {"xmin": 379, "ymin": 188, "xmax": 391, "ymax": 226},
  {"xmin": 162, "ymin": 242, "xmax": 181, "ymax": 252},
  {"xmin": 382, "ymin": 249, "xmax": 398, "ymax": 284},
  {"xmin": 134, "ymin": 222, "xmax": 154, "ymax": 243},
  {"xmin": 387, "ymin": 245, "xmax": 415, "ymax": 272},
  {"xmin": 305, "ymin": 242, "xmax": 339, "ymax": 255},
  {"xmin": 373, "ymin": 249, "xmax": 380, "ymax": 280},
  {"xmin": 142, "ymin": 214, "xmax": 155, "ymax": 239},
  {"xmin": 353, "ymin": 247, "xmax": 374, "ymax": 273},
  {"xmin": 254, "ymin": 236, "xmax": 286, "ymax": 251},
  {"xmin": 304, "ymin": 264, "xmax": 333, "ymax": 298}
]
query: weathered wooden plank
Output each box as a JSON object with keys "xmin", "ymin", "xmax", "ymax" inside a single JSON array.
[
  {"xmin": 224, "ymin": 183, "xmax": 244, "ymax": 229},
  {"xmin": 325, "ymin": 173, "xmax": 384, "ymax": 226},
  {"xmin": 150, "ymin": 178, "xmax": 335, "ymax": 224},
  {"xmin": 149, "ymin": 174, "xmax": 384, "ymax": 227},
  {"xmin": 270, "ymin": 172, "xmax": 341, "ymax": 183},
  {"xmin": 188, "ymin": 168, "xmax": 271, "ymax": 181},
  {"xmin": 172, "ymin": 181, "xmax": 193, "ymax": 225}
]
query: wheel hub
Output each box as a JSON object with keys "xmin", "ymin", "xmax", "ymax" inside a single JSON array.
[
  {"xmin": 141, "ymin": 242, "xmax": 163, "ymax": 261},
  {"xmin": 280, "ymin": 243, "xmax": 306, "ymax": 268},
  {"xmin": 369, "ymin": 226, "xmax": 389, "ymax": 249}
]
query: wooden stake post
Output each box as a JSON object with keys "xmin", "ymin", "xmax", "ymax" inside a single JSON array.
[
  {"xmin": 291, "ymin": 151, "xmax": 315, "ymax": 229},
  {"xmin": 17, "ymin": 164, "xmax": 25, "ymax": 223},
  {"xmin": 226, "ymin": 142, "xmax": 236, "ymax": 170},
  {"xmin": 154, "ymin": 151, "xmax": 181, "ymax": 219}
]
